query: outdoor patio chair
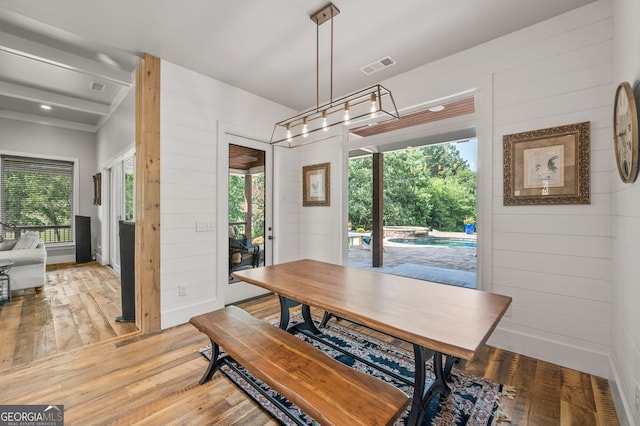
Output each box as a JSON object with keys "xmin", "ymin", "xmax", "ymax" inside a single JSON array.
[
  {"xmin": 228, "ymin": 226, "xmax": 260, "ymax": 273},
  {"xmin": 361, "ymin": 234, "xmax": 385, "ymax": 251}
]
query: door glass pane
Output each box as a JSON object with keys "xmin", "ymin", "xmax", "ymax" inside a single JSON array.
[{"xmin": 124, "ymin": 157, "xmax": 135, "ymax": 221}]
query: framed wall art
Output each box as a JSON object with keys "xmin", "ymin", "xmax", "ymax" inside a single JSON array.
[
  {"xmin": 503, "ymin": 121, "xmax": 590, "ymax": 205},
  {"xmin": 93, "ymin": 172, "xmax": 102, "ymax": 206},
  {"xmin": 302, "ymin": 162, "xmax": 330, "ymax": 207}
]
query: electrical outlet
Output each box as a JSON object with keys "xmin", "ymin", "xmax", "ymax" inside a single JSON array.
[
  {"xmin": 635, "ymin": 383, "xmax": 640, "ymax": 410},
  {"xmin": 179, "ymin": 285, "xmax": 187, "ymax": 297}
]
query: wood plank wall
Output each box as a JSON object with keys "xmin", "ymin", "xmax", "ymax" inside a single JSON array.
[{"xmin": 135, "ymin": 53, "xmax": 161, "ymax": 334}]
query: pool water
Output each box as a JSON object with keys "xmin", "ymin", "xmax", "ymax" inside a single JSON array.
[{"xmin": 388, "ymin": 237, "xmax": 476, "ymax": 248}]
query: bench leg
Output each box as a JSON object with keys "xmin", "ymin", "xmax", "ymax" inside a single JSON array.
[
  {"xmin": 406, "ymin": 346, "xmax": 451, "ymax": 426},
  {"xmin": 199, "ymin": 340, "xmax": 228, "ymax": 384}
]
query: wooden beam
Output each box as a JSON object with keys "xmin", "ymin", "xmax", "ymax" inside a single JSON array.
[
  {"xmin": 135, "ymin": 53, "xmax": 161, "ymax": 334},
  {"xmin": 372, "ymin": 153, "xmax": 384, "ymax": 267}
]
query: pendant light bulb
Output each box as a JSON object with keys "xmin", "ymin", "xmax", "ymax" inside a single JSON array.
[
  {"xmin": 322, "ymin": 110, "xmax": 329, "ymax": 132},
  {"xmin": 302, "ymin": 117, "xmax": 309, "ymax": 138},
  {"xmin": 344, "ymin": 102, "xmax": 351, "ymax": 126},
  {"xmin": 370, "ymin": 93, "xmax": 377, "ymax": 116},
  {"xmin": 286, "ymin": 123, "xmax": 292, "ymax": 142}
]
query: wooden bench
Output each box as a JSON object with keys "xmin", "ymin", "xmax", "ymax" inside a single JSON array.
[{"xmin": 189, "ymin": 306, "xmax": 410, "ymax": 426}]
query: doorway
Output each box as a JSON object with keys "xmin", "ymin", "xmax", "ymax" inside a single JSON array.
[
  {"xmin": 108, "ymin": 153, "xmax": 135, "ymax": 275},
  {"xmin": 223, "ymin": 134, "xmax": 272, "ymax": 304},
  {"xmin": 347, "ymin": 137, "xmax": 477, "ymax": 288}
]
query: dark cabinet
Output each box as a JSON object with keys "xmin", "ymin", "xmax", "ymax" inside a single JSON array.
[
  {"xmin": 117, "ymin": 220, "xmax": 135, "ymax": 322},
  {"xmin": 75, "ymin": 215, "xmax": 92, "ymax": 264}
]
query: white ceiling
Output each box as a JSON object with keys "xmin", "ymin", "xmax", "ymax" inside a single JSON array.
[{"xmin": 0, "ymin": 0, "xmax": 597, "ymax": 132}]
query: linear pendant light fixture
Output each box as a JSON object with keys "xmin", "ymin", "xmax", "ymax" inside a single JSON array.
[{"xmin": 270, "ymin": 2, "xmax": 400, "ymax": 147}]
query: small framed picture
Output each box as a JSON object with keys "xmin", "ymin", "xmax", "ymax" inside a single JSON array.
[{"xmin": 302, "ymin": 162, "xmax": 330, "ymax": 207}]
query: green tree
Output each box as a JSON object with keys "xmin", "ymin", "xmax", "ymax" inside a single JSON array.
[
  {"xmin": 383, "ymin": 149, "xmax": 433, "ymax": 227},
  {"xmin": 228, "ymin": 175, "xmax": 246, "ymax": 224},
  {"xmin": 251, "ymin": 173, "xmax": 265, "ymax": 240},
  {"xmin": 348, "ymin": 142, "xmax": 477, "ymax": 232},
  {"xmin": 125, "ymin": 172, "xmax": 134, "ymax": 221},
  {"xmin": 347, "ymin": 156, "xmax": 372, "ymax": 230},
  {"xmin": 228, "ymin": 173, "xmax": 265, "ymax": 242},
  {"xmin": 4, "ymin": 172, "xmax": 72, "ymax": 241}
]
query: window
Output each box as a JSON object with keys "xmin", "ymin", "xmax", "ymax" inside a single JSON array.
[{"xmin": 1, "ymin": 155, "xmax": 74, "ymax": 243}]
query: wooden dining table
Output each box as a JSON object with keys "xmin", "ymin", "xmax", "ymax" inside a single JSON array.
[{"xmin": 232, "ymin": 259, "xmax": 512, "ymax": 426}]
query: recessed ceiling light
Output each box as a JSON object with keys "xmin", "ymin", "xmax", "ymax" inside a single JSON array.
[
  {"xmin": 428, "ymin": 105, "xmax": 445, "ymax": 112},
  {"xmin": 40, "ymin": 105, "xmax": 52, "ymax": 110}
]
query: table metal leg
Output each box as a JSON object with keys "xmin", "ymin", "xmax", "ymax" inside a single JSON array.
[
  {"xmin": 277, "ymin": 296, "xmax": 321, "ymax": 335},
  {"xmin": 407, "ymin": 346, "xmax": 451, "ymax": 426}
]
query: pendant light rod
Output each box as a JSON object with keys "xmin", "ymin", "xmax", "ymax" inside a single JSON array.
[{"xmin": 311, "ymin": 3, "xmax": 340, "ymax": 110}]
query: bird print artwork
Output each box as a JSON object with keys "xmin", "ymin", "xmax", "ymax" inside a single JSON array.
[{"xmin": 547, "ymin": 155, "xmax": 559, "ymax": 173}]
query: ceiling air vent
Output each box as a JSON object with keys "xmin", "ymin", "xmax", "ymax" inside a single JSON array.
[
  {"xmin": 360, "ymin": 56, "xmax": 396, "ymax": 75},
  {"xmin": 90, "ymin": 82, "xmax": 105, "ymax": 92}
]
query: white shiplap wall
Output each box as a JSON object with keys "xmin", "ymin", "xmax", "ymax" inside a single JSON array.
[
  {"xmin": 296, "ymin": 137, "xmax": 347, "ymax": 265},
  {"xmin": 488, "ymin": 1, "xmax": 613, "ymax": 377},
  {"xmin": 159, "ymin": 61, "xmax": 293, "ymax": 328},
  {"xmin": 610, "ymin": 0, "xmax": 640, "ymax": 423},
  {"xmin": 294, "ymin": 0, "xmax": 614, "ymax": 377}
]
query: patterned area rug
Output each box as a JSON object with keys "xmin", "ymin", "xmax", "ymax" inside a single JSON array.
[{"xmin": 200, "ymin": 314, "xmax": 513, "ymax": 425}]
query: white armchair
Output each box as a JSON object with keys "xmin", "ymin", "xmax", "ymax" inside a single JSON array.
[{"xmin": 0, "ymin": 232, "xmax": 47, "ymax": 292}]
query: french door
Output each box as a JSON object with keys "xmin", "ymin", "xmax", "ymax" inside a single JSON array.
[{"xmin": 219, "ymin": 130, "xmax": 273, "ymax": 304}]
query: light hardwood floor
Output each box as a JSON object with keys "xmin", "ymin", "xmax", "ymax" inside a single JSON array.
[
  {"xmin": 0, "ymin": 264, "xmax": 620, "ymax": 425},
  {"xmin": 0, "ymin": 262, "xmax": 138, "ymax": 370}
]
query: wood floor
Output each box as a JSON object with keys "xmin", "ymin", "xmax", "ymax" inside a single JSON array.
[
  {"xmin": 0, "ymin": 264, "xmax": 620, "ymax": 425},
  {"xmin": 0, "ymin": 262, "xmax": 138, "ymax": 370}
]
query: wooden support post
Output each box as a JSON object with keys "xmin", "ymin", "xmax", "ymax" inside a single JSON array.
[
  {"xmin": 135, "ymin": 53, "xmax": 161, "ymax": 334},
  {"xmin": 372, "ymin": 153, "xmax": 384, "ymax": 267}
]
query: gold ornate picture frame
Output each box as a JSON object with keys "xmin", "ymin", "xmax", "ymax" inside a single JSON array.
[
  {"xmin": 503, "ymin": 121, "xmax": 590, "ymax": 205},
  {"xmin": 302, "ymin": 162, "xmax": 330, "ymax": 207}
]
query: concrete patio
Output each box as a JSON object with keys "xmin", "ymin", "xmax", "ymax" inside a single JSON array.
[{"xmin": 347, "ymin": 231, "xmax": 477, "ymax": 288}]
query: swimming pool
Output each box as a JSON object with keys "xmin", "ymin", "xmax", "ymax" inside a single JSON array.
[{"xmin": 388, "ymin": 237, "xmax": 476, "ymax": 248}]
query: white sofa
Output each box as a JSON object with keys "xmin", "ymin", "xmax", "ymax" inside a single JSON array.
[{"xmin": 0, "ymin": 232, "xmax": 47, "ymax": 292}]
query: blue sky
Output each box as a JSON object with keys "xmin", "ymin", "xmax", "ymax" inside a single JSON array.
[{"xmin": 456, "ymin": 138, "xmax": 477, "ymax": 172}]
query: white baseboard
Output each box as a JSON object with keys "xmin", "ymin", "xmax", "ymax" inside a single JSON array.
[
  {"xmin": 488, "ymin": 325, "xmax": 609, "ymax": 378},
  {"xmin": 609, "ymin": 357, "xmax": 636, "ymax": 426}
]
